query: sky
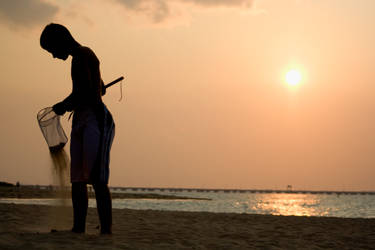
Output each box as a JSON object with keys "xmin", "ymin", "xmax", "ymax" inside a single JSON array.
[{"xmin": 1, "ymin": 0, "xmax": 375, "ymax": 191}]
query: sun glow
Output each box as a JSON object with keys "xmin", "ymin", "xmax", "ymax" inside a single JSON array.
[{"xmin": 285, "ymin": 69, "xmax": 302, "ymax": 86}]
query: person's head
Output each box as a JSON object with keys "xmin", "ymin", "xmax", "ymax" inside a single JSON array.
[{"xmin": 40, "ymin": 23, "xmax": 79, "ymax": 60}]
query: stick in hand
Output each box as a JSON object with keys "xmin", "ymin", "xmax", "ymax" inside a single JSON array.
[{"xmin": 105, "ymin": 76, "xmax": 124, "ymax": 89}]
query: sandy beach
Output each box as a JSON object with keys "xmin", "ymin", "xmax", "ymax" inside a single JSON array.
[{"xmin": 0, "ymin": 201, "xmax": 374, "ymax": 250}]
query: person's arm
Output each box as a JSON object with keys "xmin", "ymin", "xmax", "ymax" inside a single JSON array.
[
  {"xmin": 61, "ymin": 93, "xmax": 75, "ymax": 112},
  {"xmin": 52, "ymin": 91, "xmax": 75, "ymax": 115}
]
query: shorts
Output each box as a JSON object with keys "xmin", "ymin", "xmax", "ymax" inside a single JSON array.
[{"xmin": 70, "ymin": 107, "xmax": 101, "ymax": 183}]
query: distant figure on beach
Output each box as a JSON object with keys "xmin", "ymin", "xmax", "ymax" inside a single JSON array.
[{"xmin": 40, "ymin": 23, "xmax": 115, "ymax": 234}]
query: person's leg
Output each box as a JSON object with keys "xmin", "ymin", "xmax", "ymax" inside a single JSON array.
[
  {"xmin": 71, "ymin": 182, "xmax": 88, "ymax": 233},
  {"xmin": 79, "ymin": 109, "xmax": 112, "ymax": 234},
  {"xmin": 70, "ymin": 118, "xmax": 88, "ymax": 233},
  {"xmin": 93, "ymin": 183, "xmax": 112, "ymax": 234},
  {"xmin": 81, "ymin": 114, "xmax": 112, "ymax": 234}
]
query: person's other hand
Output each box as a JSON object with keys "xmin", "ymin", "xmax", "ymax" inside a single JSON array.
[
  {"xmin": 52, "ymin": 102, "xmax": 66, "ymax": 116},
  {"xmin": 101, "ymin": 79, "xmax": 106, "ymax": 96}
]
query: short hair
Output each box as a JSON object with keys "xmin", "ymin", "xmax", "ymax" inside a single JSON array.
[{"xmin": 40, "ymin": 23, "xmax": 77, "ymax": 50}]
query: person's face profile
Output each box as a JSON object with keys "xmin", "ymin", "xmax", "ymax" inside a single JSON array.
[{"xmin": 47, "ymin": 46, "xmax": 69, "ymax": 61}]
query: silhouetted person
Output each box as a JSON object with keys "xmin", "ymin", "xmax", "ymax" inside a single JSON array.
[{"xmin": 40, "ymin": 23, "xmax": 115, "ymax": 234}]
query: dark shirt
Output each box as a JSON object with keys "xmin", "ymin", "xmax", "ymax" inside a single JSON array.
[{"xmin": 62, "ymin": 46, "xmax": 104, "ymax": 112}]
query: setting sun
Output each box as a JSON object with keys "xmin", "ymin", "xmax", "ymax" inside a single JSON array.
[{"xmin": 285, "ymin": 69, "xmax": 302, "ymax": 86}]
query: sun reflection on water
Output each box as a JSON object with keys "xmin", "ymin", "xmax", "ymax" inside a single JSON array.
[{"xmin": 252, "ymin": 193, "xmax": 327, "ymax": 217}]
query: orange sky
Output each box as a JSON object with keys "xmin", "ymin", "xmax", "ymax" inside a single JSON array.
[{"xmin": 1, "ymin": 0, "xmax": 375, "ymax": 190}]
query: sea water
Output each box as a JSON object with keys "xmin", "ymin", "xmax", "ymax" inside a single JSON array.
[
  {"xmin": 2, "ymin": 190, "xmax": 375, "ymax": 218},
  {"xmin": 110, "ymin": 190, "xmax": 375, "ymax": 218}
]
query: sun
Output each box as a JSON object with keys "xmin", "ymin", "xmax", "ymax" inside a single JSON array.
[{"xmin": 285, "ymin": 69, "xmax": 302, "ymax": 86}]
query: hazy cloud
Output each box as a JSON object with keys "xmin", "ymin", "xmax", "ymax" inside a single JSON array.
[
  {"xmin": 116, "ymin": 0, "xmax": 256, "ymax": 23},
  {"xmin": 182, "ymin": 0, "xmax": 255, "ymax": 8},
  {"xmin": 115, "ymin": 0, "xmax": 169, "ymax": 23},
  {"xmin": 0, "ymin": 0, "xmax": 59, "ymax": 28}
]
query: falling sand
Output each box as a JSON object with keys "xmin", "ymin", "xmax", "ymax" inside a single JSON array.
[
  {"xmin": 50, "ymin": 148, "xmax": 69, "ymax": 190},
  {"xmin": 49, "ymin": 147, "xmax": 70, "ymax": 228}
]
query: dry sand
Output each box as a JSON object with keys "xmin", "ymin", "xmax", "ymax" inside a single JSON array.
[{"xmin": 1, "ymin": 203, "xmax": 375, "ymax": 250}]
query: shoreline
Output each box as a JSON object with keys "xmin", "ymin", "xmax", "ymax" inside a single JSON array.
[
  {"xmin": 0, "ymin": 186, "xmax": 210, "ymax": 200},
  {"xmin": 1, "ymin": 203, "xmax": 375, "ymax": 249}
]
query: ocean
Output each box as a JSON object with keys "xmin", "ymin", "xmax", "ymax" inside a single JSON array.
[{"xmin": 1, "ymin": 189, "xmax": 375, "ymax": 218}]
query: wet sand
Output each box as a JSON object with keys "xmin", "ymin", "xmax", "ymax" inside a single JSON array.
[{"xmin": 1, "ymin": 202, "xmax": 375, "ymax": 250}]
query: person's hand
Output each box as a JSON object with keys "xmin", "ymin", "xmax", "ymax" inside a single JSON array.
[
  {"xmin": 52, "ymin": 102, "xmax": 66, "ymax": 116},
  {"xmin": 101, "ymin": 79, "xmax": 106, "ymax": 96}
]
